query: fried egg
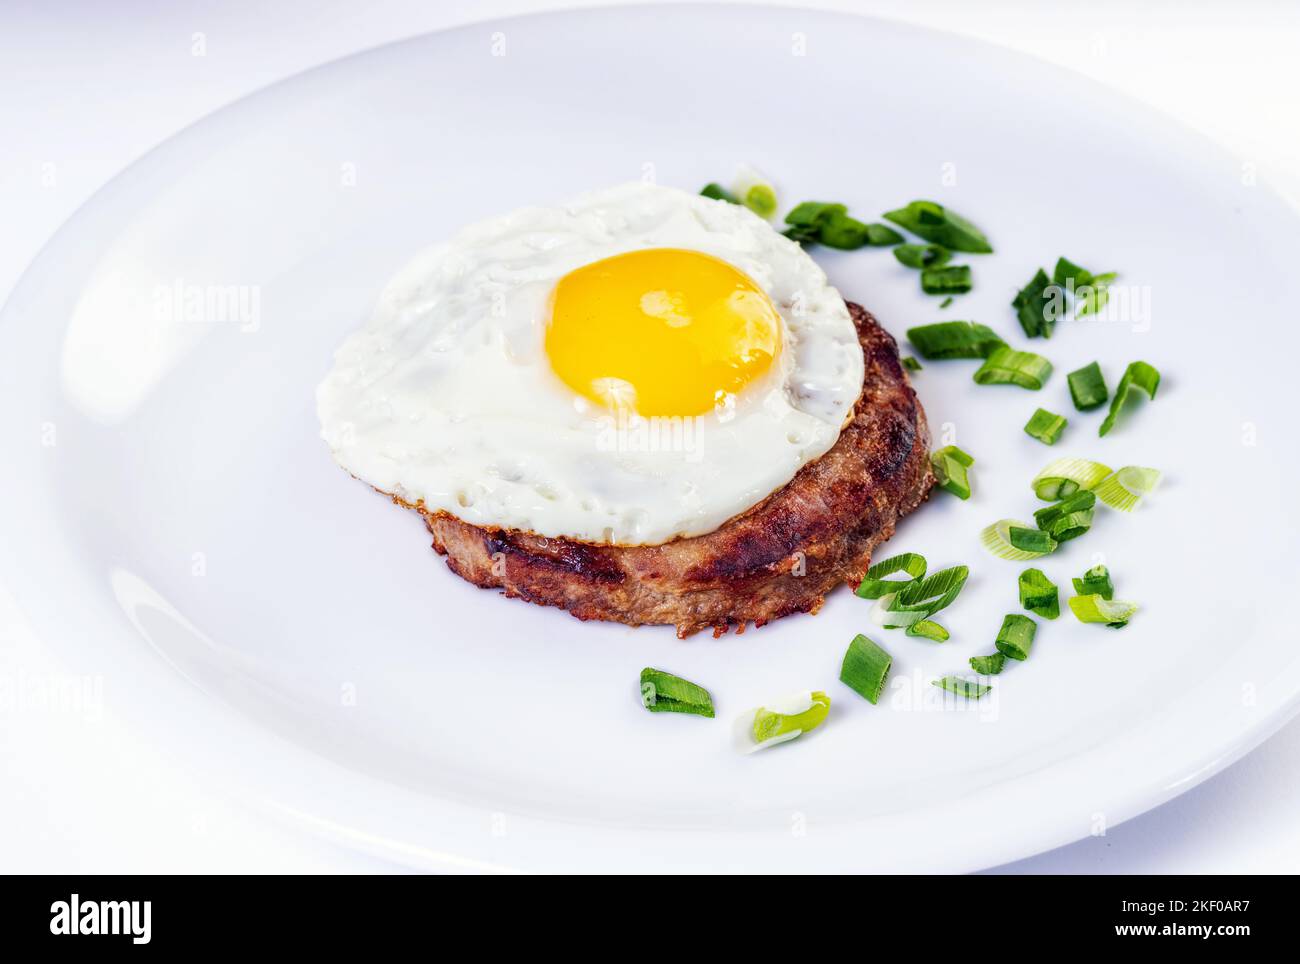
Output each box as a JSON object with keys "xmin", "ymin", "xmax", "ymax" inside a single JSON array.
[{"xmin": 316, "ymin": 182, "xmax": 864, "ymax": 545}]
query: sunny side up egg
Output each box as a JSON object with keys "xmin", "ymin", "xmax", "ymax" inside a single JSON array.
[{"xmin": 316, "ymin": 182, "xmax": 865, "ymax": 545}]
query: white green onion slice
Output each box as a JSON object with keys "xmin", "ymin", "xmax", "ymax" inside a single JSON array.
[
  {"xmin": 933, "ymin": 676, "xmax": 992, "ymax": 699},
  {"xmin": 870, "ymin": 592, "xmax": 924, "ymax": 629},
  {"xmin": 931, "ymin": 445, "xmax": 974, "ymax": 499},
  {"xmin": 639, "ymin": 668, "xmax": 715, "ymax": 717},
  {"xmin": 1030, "ymin": 457, "xmax": 1113, "ymax": 501},
  {"xmin": 840, "ymin": 635, "xmax": 892, "ymax": 704},
  {"xmin": 855, "ymin": 552, "xmax": 927, "ymax": 599},
  {"xmin": 872, "ymin": 565, "xmax": 969, "ymax": 628},
  {"xmin": 1068, "ymin": 594, "xmax": 1138, "ymax": 628},
  {"xmin": 995, "ymin": 613, "xmax": 1037, "ymax": 660},
  {"xmin": 969, "ymin": 652, "xmax": 1006, "ymax": 676},
  {"xmin": 1019, "ymin": 567, "xmax": 1059, "ymax": 619},
  {"xmin": 1024, "ymin": 407, "xmax": 1067, "ymax": 445},
  {"xmin": 734, "ymin": 690, "xmax": 831, "ymax": 753},
  {"xmin": 981, "ymin": 519, "xmax": 1054, "ymax": 560},
  {"xmin": 973, "ymin": 346, "xmax": 1053, "ymax": 390},
  {"xmin": 732, "ymin": 164, "xmax": 778, "ymax": 219},
  {"xmin": 1099, "ymin": 361, "xmax": 1160, "ymax": 437},
  {"xmin": 1093, "ymin": 466, "xmax": 1162, "ymax": 512}
]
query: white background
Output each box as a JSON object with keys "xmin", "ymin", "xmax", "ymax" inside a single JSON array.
[{"xmin": 3, "ymin": 0, "xmax": 1298, "ymax": 873}]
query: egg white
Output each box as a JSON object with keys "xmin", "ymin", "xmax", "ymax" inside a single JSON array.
[{"xmin": 316, "ymin": 182, "xmax": 864, "ymax": 545}]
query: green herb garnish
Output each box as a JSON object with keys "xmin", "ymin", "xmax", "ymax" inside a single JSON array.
[
  {"xmin": 906, "ymin": 321, "xmax": 1004, "ymax": 360},
  {"xmin": 902, "ymin": 355, "xmax": 923, "ymax": 371},
  {"xmin": 894, "ymin": 243, "xmax": 951, "ymax": 269},
  {"xmin": 639, "ymin": 668, "xmax": 715, "ymax": 717},
  {"xmin": 1018, "ymin": 567, "xmax": 1060, "ymax": 619},
  {"xmin": 840, "ymin": 635, "xmax": 893, "ymax": 704},
  {"xmin": 1024, "ymin": 407, "xmax": 1067, "ymax": 445},
  {"xmin": 750, "ymin": 691, "xmax": 831, "ymax": 745},
  {"xmin": 1008, "ymin": 525, "xmax": 1056, "ymax": 554},
  {"xmin": 931, "ymin": 445, "xmax": 974, "ymax": 499},
  {"xmin": 1033, "ymin": 489, "xmax": 1096, "ymax": 530},
  {"xmin": 1072, "ymin": 564, "xmax": 1114, "ymax": 600},
  {"xmin": 1012, "ymin": 268, "xmax": 1060, "ymax": 339},
  {"xmin": 817, "ymin": 210, "xmax": 875, "ymax": 249},
  {"xmin": 883, "ymin": 200, "xmax": 993, "ymax": 253},
  {"xmin": 981, "ymin": 519, "xmax": 1055, "ymax": 560},
  {"xmin": 995, "ymin": 613, "xmax": 1037, "ymax": 661},
  {"xmin": 933, "ymin": 677, "xmax": 992, "ymax": 699},
  {"xmin": 876, "ymin": 565, "xmax": 970, "ymax": 629},
  {"xmin": 921, "ymin": 264, "xmax": 972, "ymax": 295},
  {"xmin": 939, "ymin": 296, "xmax": 954, "ymax": 309},
  {"xmin": 1067, "ymin": 361, "xmax": 1109, "ymax": 411},
  {"xmin": 1099, "ymin": 361, "xmax": 1160, "ymax": 436},
  {"xmin": 855, "ymin": 552, "xmax": 928, "ymax": 599},
  {"xmin": 1030, "ymin": 457, "xmax": 1112, "ymax": 501},
  {"xmin": 1068, "ymin": 594, "xmax": 1137, "ymax": 628},
  {"xmin": 1093, "ymin": 466, "xmax": 1162, "ymax": 511},
  {"xmin": 973, "ymin": 346, "xmax": 1053, "ymax": 390},
  {"xmin": 969, "ymin": 652, "xmax": 1007, "ymax": 676}
]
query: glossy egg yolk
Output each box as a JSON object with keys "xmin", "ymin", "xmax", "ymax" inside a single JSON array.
[{"xmin": 545, "ymin": 248, "xmax": 781, "ymax": 416}]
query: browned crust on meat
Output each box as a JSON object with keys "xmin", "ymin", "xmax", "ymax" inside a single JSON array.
[{"xmin": 394, "ymin": 303, "xmax": 933, "ymax": 638}]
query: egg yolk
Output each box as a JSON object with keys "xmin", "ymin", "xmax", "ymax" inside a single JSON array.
[{"xmin": 545, "ymin": 248, "xmax": 782, "ymax": 416}]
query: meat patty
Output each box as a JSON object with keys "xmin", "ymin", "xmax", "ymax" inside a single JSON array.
[{"xmin": 397, "ymin": 302, "xmax": 933, "ymax": 638}]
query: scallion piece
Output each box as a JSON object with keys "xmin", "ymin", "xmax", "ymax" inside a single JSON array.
[
  {"xmin": 1012, "ymin": 268, "xmax": 1060, "ymax": 339},
  {"xmin": 933, "ymin": 677, "xmax": 992, "ymax": 699},
  {"xmin": 995, "ymin": 613, "xmax": 1037, "ymax": 661},
  {"xmin": 902, "ymin": 355, "xmax": 923, "ymax": 372},
  {"xmin": 839, "ymin": 635, "xmax": 892, "ymax": 704},
  {"xmin": 816, "ymin": 210, "xmax": 875, "ymax": 250},
  {"xmin": 1033, "ymin": 489, "xmax": 1096, "ymax": 529},
  {"xmin": 782, "ymin": 201, "xmax": 845, "ymax": 244},
  {"xmin": 1053, "ymin": 256, "xmax": 1093, "ymax": 290},
  {"xmin": 1024, "ymin": 407, "xmax": 1067, "ymax": 445},
  {"xmin": 865, "ymin": 223, "xmax": 905, "ymax": 246},
  {"xmin": 855, "ymin": 552, "xmax": 927, "ymax": 599},
  {"xmin": 907, "ymin": 321, "xmax": 1004, "ymax": 360},
  {"xmin": 969, "ymin": 652, "xmax": 1006, "ymax": 676},
  {"xmin": 1093, "ymin": 466, "xmax": 1162, "ymax": 511},
  {"xmin": 1099, "ymin": 361, "xmax": 1160, "ymax": 436},
  {"xmin": 939, "ymin": 296, "xmax": 954, "ymax": 309},
  {"xmin": 1009, "ymin": 525, "xmax": 1056, "ymax": 554},
  {"xmin": 700, "ymin": 183, "xmax": 739, "ymax": 204},
  {"xmin": 883, "ymin": 200, "xmax": 993, "ymax": 253},
  {"xmin": 1046, "ymin": 510, "xmax": 1093, "ymax": 542},
  {"xmin": 906, "ymin": 619, "xmax": 950, "ymax": 642},
  {"xmin": 921, "ymin": 265, "xmax": 972, "ymax": 295},
  {"xmin": 931, "ymin": 445, "xmax": 974, "ymax": 499},
  {"xmin": 1068, "ymin": 594, "xmax": 1137, "ymax": 628},
  {"xmin": 1067, "ymin": 362, "xmax": 1109, "ymax": 411},
  {"xmin": 1072, "ymin": 564, "xmax": 1114, "ymax": 600},
  {"xmin": 881, "ymin": 565, "xmax": 970, "ymax": 626},
  {"xmin": 894, "ymin": 243, "xmax": 951, "ymax": 269},
  {"xmin": 1018, "ymin": 568, "xmax": 1059, "ymax": 619},
  {"xmin": 973, "ymin": 346, "xmax": 1053, "ymax": 390},
  {"xmin": 981, "ymin": 519, "xmax": 1054, "ymax": 561},
  {"xmin": 733, "ymin": 165, "xmax": 778, "ymax": 219},
  {"xmin": 738, "ymin": 690, "xmax": 831, "ymax": 752},
  {"xmin": 639, "ymin": 668, "xmax": 715, "ymax": 717},
  {"xmin": 1030, "ymin": 457, "xmax": 1112, "ymax": 501},
  {"xmin": 1077, "ymin": 272, "xmax": 1117, "ymax": 318}
]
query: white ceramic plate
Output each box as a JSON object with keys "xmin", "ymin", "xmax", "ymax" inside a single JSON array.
[{"xmin": 4, "ymin": 4, "xmax": 1299, "ymax": 873}]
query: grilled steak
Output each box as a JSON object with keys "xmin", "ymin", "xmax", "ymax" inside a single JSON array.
[{"xmin": 400, "ymin": 302, "xmax": 933, "ymax": 638}]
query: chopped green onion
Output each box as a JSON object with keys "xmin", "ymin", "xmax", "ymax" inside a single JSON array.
[
  {"xmin": 785, "ymin": 201, "xmax": 845, "ymax": 227},
  {"xmin": 1072, "ymin": 564, "xmax": 1114, "ymax": 600},
  {"xmin": 939, "ymin": 296, "xmax": 954, "ymax": 309},
  {"xmin": 1046, "ymin": 510, "xmax": 1093, "ymax": 543},
  {"xmin": 921, "ymin": 265, "xmax": 972, "ymax": 295},
  {"xmin": 700, "ymin": 183, "xmax": 739, "ymax": 204},
  {"xmin": 973, "ymin": 346, "xmax": 1053, "ymax": 390},
  {"xmin": 871, "ymin": 592, "xmax": 923, "ymax": 629},
  {"xmin": 878, "ymin": 565, "xmax": 969, "ymax": 627},
  {"xmin": 1099, "ymin": 361, "xmax": 1160, "ymax": 437},
  {"xmin": 995, "ymin": 613, "xmax": 1037, "ymax": 660},
  {"xmin": 1009, "ymin": 525, "xmax": 1056, "ymax": 554},
  {"xmin": 1030, "ymin": 457, "xmax": 1112, "ymax": 501},
  {"xmin": 1012, "ymin": 268, "xmax": 1061, "ymax": 339},
  {"xmin": 931, "ymin": 445, "xmax": 974, "ymax": 499},
  {"xmin": 840, "ymin": 635, "xmax": 892, "ymax": 704},
  {"xmin": 1093, "ymin": 466, "xmax": 1162, "ymax": 511},
  {"xmin": 981, "ymin": 519, "xmax": 1054, "ymax": 560},
  {"xmin": 1077, "ymin": 272, "xmax": 1117, "ymax": 318},
  {"xmin": 933, "ymin": 677, "xmax": 992, "ymax": 699},
  {"xmin": 894, "ymin": 243, "xmax": 951, "ymax": 269},
  {"xmin": 1053, "ymin": 256, "xmax": 1093, "ymax": 290},
  {"xmin": 969, "ymin": 652, "xmax": 1006, "ymax": 676},
  {"xmin": 1024, "ymin": 407, "xmax": 1068, "ymax": 445},
  {"xmin": 906, "ymin": 619, "xmax": 950, "ymax": 641},
  {"xmin": 732, "ymin": 166, "xmax": 778, "ymax": 219},
  {"xmin": 865, "ymin": 223, "xmax": 905, "ymax": 246},
  {"xmin": 1018, "ymin": 567, "xmax": 1059, "ymax": 619},
  {"xmin": 883, "ymin": 200, "xmax": 993, "ymax": 253},
  {"xmin": 639, "ymin": 668, "xmax": 715, "ymax": 717},
  {"xmin": 818, "ymin": 210, "xmax": 875, "ymax": 250},
  {"xmin": 855, "ymin": 552, "xmax": 927, "ymax": 599},
  {"xmin": 902, "ymin": 355, "xmax": 923, "ymax": 371},
  {"xmin": 1067, "ymin": 362, "xmax": 1109, "ymax": 411},
  {"xmin": 1033, "ymin": 489, "xmax": 1096, "ymax": 529},
  {"xmin": 742, "ymin": 690, "xmax": 831, "ymax": 751},
  {"xmin": 1068, "ymin": 594, "xmax": 1137, "ymax": 628},
  {"xmin": 906, "ymin": 321, "xmax": 1004, "ymax": 360}
]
